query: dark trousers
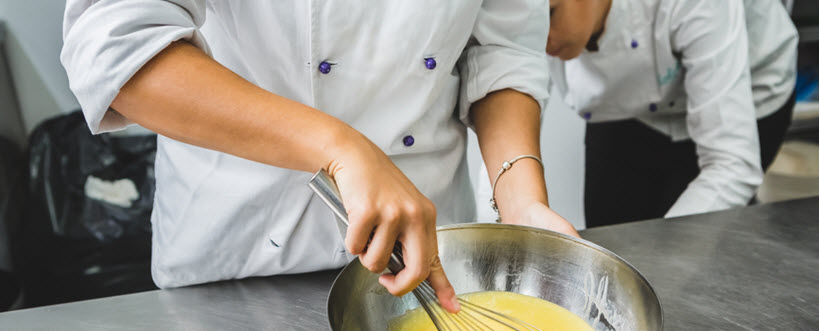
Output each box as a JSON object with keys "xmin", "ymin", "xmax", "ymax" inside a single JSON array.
[{"xmin": 584, "ymin": 93, "xmax": 795, "ymax": 228}]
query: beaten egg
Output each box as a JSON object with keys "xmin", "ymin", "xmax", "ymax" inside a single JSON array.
[{"xmin": 389, "ymin": 291, "xmax": 593, "ymax": 331}]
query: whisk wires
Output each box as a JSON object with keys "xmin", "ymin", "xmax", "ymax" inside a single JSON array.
[{"xmin": 394, "ymin": 250, "xmax": 542, "ymax": 331}]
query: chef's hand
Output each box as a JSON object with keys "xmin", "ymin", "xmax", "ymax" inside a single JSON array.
[
  {"xmin": 487, "ymin": 156, "xmax": 580, "ymax": 238},
  {"xmin": 503, "ymin": 202, "xmax": 580, "ymax": 238},
  {"xmin": 328, "ymin": 134, "xmax": 461, "ymax": 313}
]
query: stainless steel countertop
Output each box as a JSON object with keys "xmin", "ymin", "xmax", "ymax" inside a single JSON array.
[{"xmin": 2, "ymin": 197, "xmax": 818, "ymax": 330}]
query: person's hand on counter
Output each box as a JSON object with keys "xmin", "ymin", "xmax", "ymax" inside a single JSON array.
[
  {"xmin": 487, "ymin": 152, "xmax": 580, "ymax": 238},
  {"xmin": 502, "ymin": 203, "xmax": 580, "ymax": 238}
]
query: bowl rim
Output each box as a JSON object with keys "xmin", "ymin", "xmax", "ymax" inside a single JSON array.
[{"xmin": 327, "ymin": 222, "xmax": 664, "ymax": 330}]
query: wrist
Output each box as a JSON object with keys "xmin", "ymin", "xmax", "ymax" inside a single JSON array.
[
  {"xmin": 501, "ymin": 202, "xmax": 548, "ymax": 226},
  {"xmin": 322, "ymin": 124, "xmax": 383, "ymax": 177},
  {"xmin": 492, "ymin": 158, "xmax": 549, "ymax": 221},
  {"xmin": 499, "ymin": 198, "xmax": 549, "ymax": 224}
]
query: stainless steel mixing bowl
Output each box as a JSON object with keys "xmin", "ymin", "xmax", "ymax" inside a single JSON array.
[{"xmin": 327, "ymin": 223, "xmax": 662, "ymax": 330}]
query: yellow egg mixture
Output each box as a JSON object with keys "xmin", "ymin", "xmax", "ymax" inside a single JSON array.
[{"xmin": 389, "ymin": 291, "xmax": 593, "ymax": 331}]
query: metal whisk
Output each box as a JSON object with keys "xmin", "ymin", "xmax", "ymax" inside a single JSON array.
[{"xmin": 309, "ymin": 170, "xmax": 542, "ymax": 331}]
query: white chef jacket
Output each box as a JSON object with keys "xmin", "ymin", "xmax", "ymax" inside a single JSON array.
[
  {"xmin": 782, "ymin": 0, "xmax": 793, "ymax": 13},
  {"xmin": 61, "ymin": 0, "xmax": 550, "ymax": 288},
  {"xmin": 549, "ymin": 0, "xmax": 797, "ymax": 218}
]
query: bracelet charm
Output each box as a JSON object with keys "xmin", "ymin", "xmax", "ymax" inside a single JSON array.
[{"xmin": 490, "ymin": 154, "xmax": 544, "ymax": 222}]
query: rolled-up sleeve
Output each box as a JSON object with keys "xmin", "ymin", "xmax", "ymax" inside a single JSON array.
[
  {"xmin": 665, "ymin": 0, "xmax": 763, "ymax": 217},
  {"xmin": 458, "ymin": 0, "xmax": 551, "ymax": 128},
  {"xmin": 60, "ymin": 0, "xmax": 210, "ymax": 134}
]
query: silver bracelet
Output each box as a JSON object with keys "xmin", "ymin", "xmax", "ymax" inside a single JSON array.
[{"xmin": 490, "ymin": 154, "xmax": 544, "ymax": 222}]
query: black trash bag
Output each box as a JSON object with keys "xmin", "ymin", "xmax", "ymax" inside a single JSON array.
[{"xmin": 17, "ymin": 111, "xmax": 158, "ymax": 307}]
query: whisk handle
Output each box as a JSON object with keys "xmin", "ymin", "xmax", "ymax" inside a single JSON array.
[
  {"xmin": 308, "ymin": 169, "xmax": 350, "ymax": 227},
  {"xmin": 308, "ymin": 169, "xmax": 406, "ymax": 274}
]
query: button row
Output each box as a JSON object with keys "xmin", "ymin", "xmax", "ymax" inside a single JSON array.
[
  {"xmin": 318, "ymin": 58, "xmax": 428, "ymax": 148},
  {"xmin": 583, "ymin": 101, "xmax": 678, "ymax": 121},
  {"xmin": 318, "ymin": 57, "xmax": 437, "ymax": 74},
  {"xmin": 649, "ymin": 101, "xmax": 677, "ymax": 113}
]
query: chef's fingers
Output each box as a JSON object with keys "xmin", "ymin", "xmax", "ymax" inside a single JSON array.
[
  {"xmin": 345, "ymin": 208, "xmax": 377, "ymax": 255},
  {"xmin": 359, "ymin": 221, "xmax": 399, "ymax": 273},
  {"xmin": 427, "ymin": 255, "xmax": 460, "ymax": 313},
  {"xmin": 378, "ymin": 227, "xmax": 429, "ymax": 297}
]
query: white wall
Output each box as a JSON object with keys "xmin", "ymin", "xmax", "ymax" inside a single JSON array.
[
  {"xmin": 467, "ymin": 93, "xmax": 587, "ymax": 230},
  {"xmin": 540, "ymin": 94, "xmax": 586, "ymax": 229},
  {"xmin": 0, "ymin": 25, "xmax": 26, "ymax": 148},
  {"xmin": 0, "ymin": 0, "xmax": 79, "ymax": 134}
]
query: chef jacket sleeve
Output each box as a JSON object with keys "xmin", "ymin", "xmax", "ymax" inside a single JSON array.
[
  {"xmin": 665, "ymin": 0, "xmax": 763, "ymax": 218},
  {"xmin": 457, "ymin": 0, "xmax": 551, "ymax": 129},
  {"xmin": 61, "ymin": 0, "xmax": 210, "ymax": 134}
]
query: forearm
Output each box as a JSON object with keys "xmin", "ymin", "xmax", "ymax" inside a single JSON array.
[
  {"xmin": 470, "ymin": 89, "xmax": 549, "ymax": 220},
  {"xmin": 111, "ymin": 41, "xmax": 362, "ymax": 173},
  {"xmin": 667, "ymin": 162, "xmax": 760, "ymax": 218}
]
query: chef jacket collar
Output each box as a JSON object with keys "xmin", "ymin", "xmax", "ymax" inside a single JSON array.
[{"xmin": 587, "ymin": 0, "xmax": 629, "ymax": 53}]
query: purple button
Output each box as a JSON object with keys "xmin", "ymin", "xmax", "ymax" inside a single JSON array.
[
  {"xmin": 649, "ymin": 103, "xmax": 658, "ymax": 112},
  {"xmin": 583, "ymin": 112, "xmax": 592, "ymax": 120},
  {"xmin": 631, "ymin": 40, "xmax": 639, "ymax": 49},
  {"xmin": 318, "ymin": 61, "xmax": 332, "ymax": 74},
  {"xmin": 425, "ymin": 58, "xmax": 437, "ymax": 70},
  {"xmin": 403, "ymin": 135, "xmax": 415, "ymax": 147}
]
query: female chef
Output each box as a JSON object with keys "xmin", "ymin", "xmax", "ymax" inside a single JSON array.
[
  {"xmin": 60, "ymin": 0, "xmax": 579, "ymax": 312},
  {"xmin": 546, "ymin": 0, "xmax": 798, "ymax": 227}
]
